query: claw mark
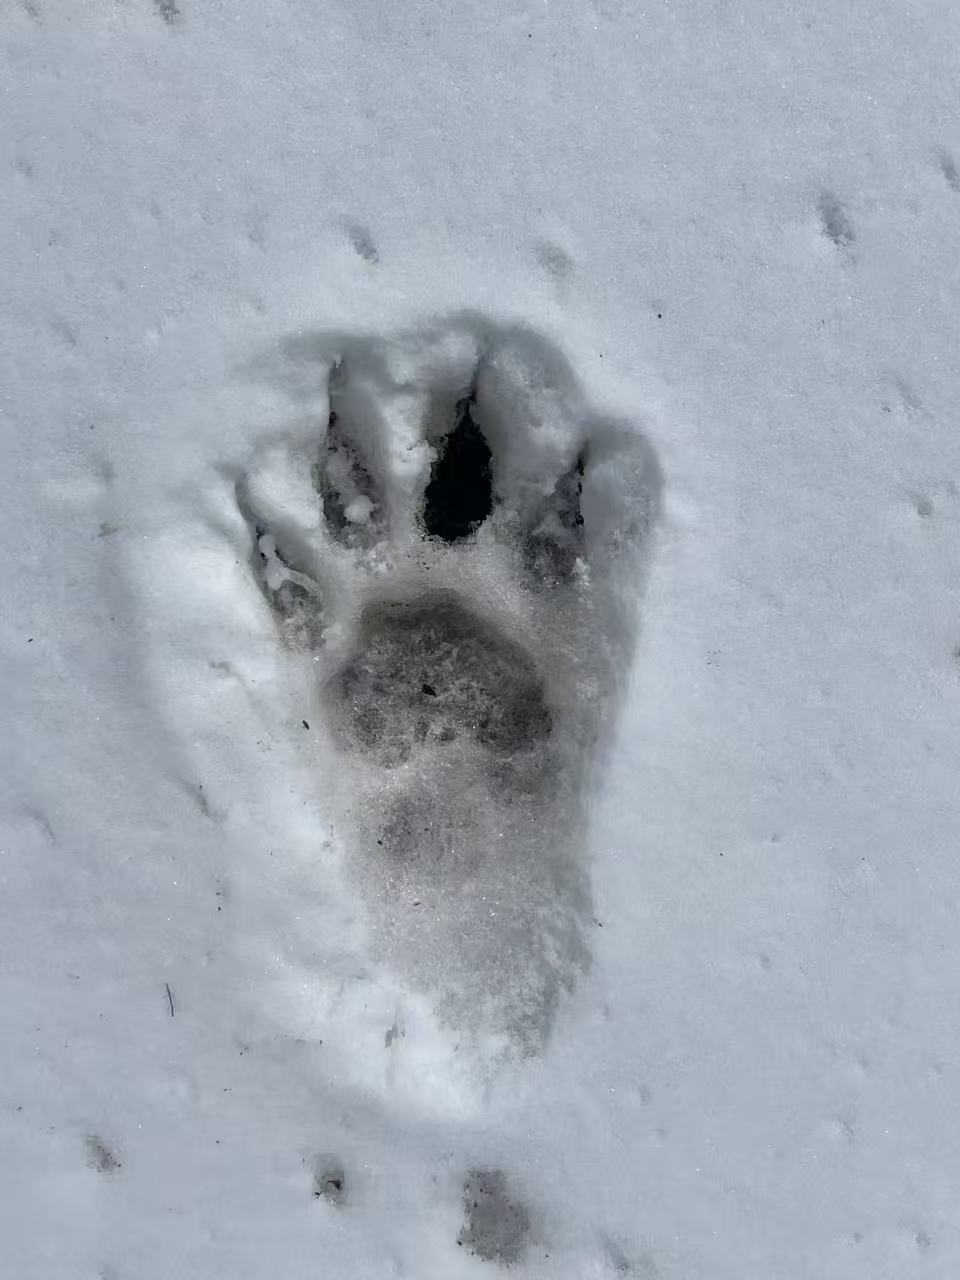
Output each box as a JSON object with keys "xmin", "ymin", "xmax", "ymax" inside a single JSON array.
[
  {"xmin": 313, "ymin": 406, "xmax": 383, "ymax": 548},
  {"xmin": 818, "ymin": 191, "xmax": 855, "ymax": 249},
  {"xmin": 153, "ymin": 0, "xmax": 181, "ymax": 23},
  {"xmin": 523, "ymin": 450, "xmax": 586, "ymax": 585},
  {"xmin": 236, "ymin": 480, "xmax": 326, "ymax": 651},
  {"xmin": 535, "ymin": 240, "xmax": 573, "ymax": 282},
  {"xmin": 940, "ymin": 151, "xmax": 960, "ymax": 193},
  {"xmin": 345, "ymin": 222, "xmax": 379, "ymax": 264}
]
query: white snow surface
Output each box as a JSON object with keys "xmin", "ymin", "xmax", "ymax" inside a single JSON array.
[{"xmin": 4, "ymin": 1, "xmax": 960, "ymax": 1276}]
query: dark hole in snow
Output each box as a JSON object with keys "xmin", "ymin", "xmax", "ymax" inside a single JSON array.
[{"xmin": 422, "ymin": 391, "xmax": 493, "ymax": 541}]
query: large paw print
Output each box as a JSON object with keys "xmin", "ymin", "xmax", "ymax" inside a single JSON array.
[{"xmin": 237, "ymin": 318, "xmax": 661, "ymax": 1051}]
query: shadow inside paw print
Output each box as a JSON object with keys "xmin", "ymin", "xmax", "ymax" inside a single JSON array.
[
  {"xmin": 237, "ymin": 315, "xmax": 660, "ymax": 1052},
  {"xmin": 422, "ymin": 386, "xmax": 494, "ymax": 541}
]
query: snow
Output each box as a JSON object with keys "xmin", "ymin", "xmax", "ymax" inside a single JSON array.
[{"xmin": 4, "ymin": 0, "xmax": 960, "ymax": 1277}]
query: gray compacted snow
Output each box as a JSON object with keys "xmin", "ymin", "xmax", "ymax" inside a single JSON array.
[{"xmin": 3, "ymin": 2, "xmax": 960, "ymax": 1277}]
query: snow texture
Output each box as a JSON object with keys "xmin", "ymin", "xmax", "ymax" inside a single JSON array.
[{"xmin": 3, "ymin": 1, "xmax": 960, "ymax": 1277}]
